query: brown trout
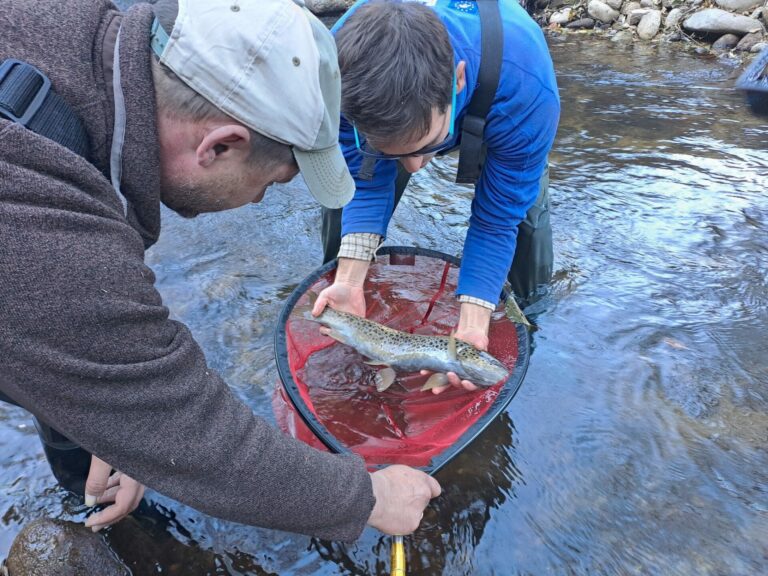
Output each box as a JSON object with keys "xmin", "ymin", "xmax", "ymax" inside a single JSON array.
[{"xmin": 304, "ymin": 295, "xmax": 509, "ymax": 392}]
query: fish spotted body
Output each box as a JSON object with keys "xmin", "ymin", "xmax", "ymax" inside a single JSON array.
[{"xmin": 305, "ymin": 299, "xmax": 509, "ymax": 392}]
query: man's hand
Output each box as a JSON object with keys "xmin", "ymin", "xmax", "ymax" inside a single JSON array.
[
  {"xmin": 312, "ymin": 282, "xmax": 366, "ymax": 318},
  {"xmin": 312, "ymin": 257, "xmax": 370, "ymax": 318},
  {"xmin": 426, "ymin": 302, "xmax": 492, "ymax": 394},
  {"xmin": 83, "ymin": 456, "xmax": 145, "ymax": 532},
  {"xmin": 367, "ymin": 465, "xmax": 441, "ymax": 535}
]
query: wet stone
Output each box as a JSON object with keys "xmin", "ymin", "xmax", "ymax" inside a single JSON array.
[
  {"xmin": 714, "ymin": 0, "xmax": 765, "ymax": 12},
  {"xmin": 588, "ymin": 0, "xmax": 621, "ymax": 23},
  {"xmin": 712, "ymin": 33, "xmax": 742, "ymax": 49},
  {"xmin": 567, "ymin": 17, "xmax": 597, "ymax": 28},
  {"xmin": 665, "ymin": 7, "xmax": 684, "ymax": 29},
  {"xmin": 622, "ymin": 1, "xmax": 641, "ymax": 14},
  {"xmin": 638, "ymin": 10, "xmax": 663, "ymax": 39},
  {"xmin": 735, "ymin": 31, "xmax": 764, "ymax": 51},
  {"xmin": 4, "ymin": 518, "xmax": 130, "ymax": 576},
  {"xmin": 612, "ymin": 29, "xmax": 635, "ymax": 43},
  {"xmin": 629, "ymin": 9, "xmax": 651, "ymax": 26}
]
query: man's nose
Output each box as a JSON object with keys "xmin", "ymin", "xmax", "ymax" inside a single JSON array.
[{"xmin": 400, "ymin": 156, "xmax": 425, "ymax": 173}]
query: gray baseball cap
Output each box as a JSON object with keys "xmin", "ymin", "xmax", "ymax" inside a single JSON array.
[{"xmin": 151, "ymin": 0, "xmax": 355, "ymax": 209}]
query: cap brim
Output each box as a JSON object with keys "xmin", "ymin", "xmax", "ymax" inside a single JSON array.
[{"xmin": 294, "ymin": 144, "xmax": 355, "ymax": 209}]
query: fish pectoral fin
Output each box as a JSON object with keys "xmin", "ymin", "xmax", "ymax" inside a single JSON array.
[
  {"xmin": 323, "ymin": 329, "xmax": 344, "ymax": 343},
  {"xmin": 375, "ymin": 368, "xmax": 397, "ymax": 392},
  {"xmin": 420, "ymin": 372, "xmax": 449, "ymax": 392},
  {"xmin": 364, "ymin": 360, "xmax": 390, "ymax": 366}
]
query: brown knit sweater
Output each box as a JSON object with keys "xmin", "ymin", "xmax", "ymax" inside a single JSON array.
[{"xmin": 0, "ymin": 0, "xmax": 374, "ymax": 541}]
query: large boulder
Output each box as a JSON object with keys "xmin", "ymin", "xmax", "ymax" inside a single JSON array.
[
  {"xmin": 683, "ymin": 8, "xmax": 765, "ymax": 36},
  {"xmin": 4, "ymin": 519, "xmax": 130, "ymax": 576}
]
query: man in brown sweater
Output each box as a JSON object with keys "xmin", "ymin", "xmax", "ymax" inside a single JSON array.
[{"xmin": 0, "ymin": 0, "xmax": 440, "ymax": 541}]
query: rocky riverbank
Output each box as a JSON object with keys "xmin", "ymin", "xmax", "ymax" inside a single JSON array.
[
  {"xmin": 540, "ymin": 0, "xmax": 766, "ymax": 54},
  {"xmin": 306, "ymin": 0, "xmax": 767, "ymax": 59}
]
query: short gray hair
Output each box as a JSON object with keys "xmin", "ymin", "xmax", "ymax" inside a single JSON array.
[{"xmin": 150, "ymin": 0, "xmax": 295, "ymax": 169}]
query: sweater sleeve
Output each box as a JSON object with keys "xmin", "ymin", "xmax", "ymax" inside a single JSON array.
[
  {"xmin": 457, "ymin": 86, "xmax": 560, "ymax": 304},
  {"xmin": 0, "ymin": 148, "xmax": 374, "ymax": 542}
]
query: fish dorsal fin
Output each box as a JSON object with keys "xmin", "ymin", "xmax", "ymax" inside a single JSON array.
[
  {"xmin": 307, "ymin": 291, "xmax": 318, "ymax": 308},
  {"xmin": 448, "ymin": 331, "xmax": 457, "ymax": 360}
]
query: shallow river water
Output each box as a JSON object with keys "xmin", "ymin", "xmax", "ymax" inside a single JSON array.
[{"xmin": 1, "ymin": 36, "xmax": 767, "ymax": 575}]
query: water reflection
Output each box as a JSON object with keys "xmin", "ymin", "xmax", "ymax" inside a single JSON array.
[{"xmin": 1, "ymin": 36, "xmax": 767, "ymax": 575}]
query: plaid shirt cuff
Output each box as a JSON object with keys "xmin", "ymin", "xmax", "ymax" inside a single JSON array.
[
  {"xmin": 457, "ymin": 294, "xmax": 497, "ymax": 311},
  {"xmin": 338, "ymin": 233, "xmax": 383, "ymax": 262}
]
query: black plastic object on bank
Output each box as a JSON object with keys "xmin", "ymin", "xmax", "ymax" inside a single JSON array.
[
  {"xmin": 736, "ymin": 46, "xmax": 768, "ymax": 118},
  {"xmin": 273, "ymin": 246, "xmax": 530, "ymax": 476}
]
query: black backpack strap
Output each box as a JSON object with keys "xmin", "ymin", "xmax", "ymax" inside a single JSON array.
[
  {"xmin": 0, "ymin": 59, "xmax": 90, "ymax": 159},
  {"xmin": 456, "ymin": 0, "xmax": 503, "ymax": 185}
]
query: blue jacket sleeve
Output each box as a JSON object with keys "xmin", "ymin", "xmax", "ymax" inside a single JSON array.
[
  {"xmin": 457, "ymin": 86, "xmax": 560, "ymax": 304},
  {"xmin": 338, "ymin": 115, "xmax": 399, "ymax": 238}
]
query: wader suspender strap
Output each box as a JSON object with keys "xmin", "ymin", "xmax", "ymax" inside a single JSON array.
[
  {"xmin": 0, "ymin": 59, "xmax": 91, "ymax": 160},
  {"xmin": 0, "ymin": 59, "xmax": 90, "ymax": 410},
  {"xmin": 455, "ymin": 0, "xmax": 503, "ymax": 185}
]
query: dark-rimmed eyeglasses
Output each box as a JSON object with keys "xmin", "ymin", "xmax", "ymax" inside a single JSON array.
[{"xmin": 352, "ymin": 74, "xmax": 457, "ymax": 160}]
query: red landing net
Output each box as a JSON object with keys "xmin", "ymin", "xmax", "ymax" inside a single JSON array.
[{"xmin": 273, "ymin": 252, "xmax": 520, "ymax": 470}]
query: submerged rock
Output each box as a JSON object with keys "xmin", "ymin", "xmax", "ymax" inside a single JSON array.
[
  {"xmin": 612, "ymin": 29, "xmax": 635, "ymax": 43},
  {"xmin": 4, "ymin": 518, "xmax": 129, "ymax": 576}
]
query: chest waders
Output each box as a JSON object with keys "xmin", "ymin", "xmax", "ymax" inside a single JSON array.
[
  {"xmin": 320, "ymin": 0, "xmax": 553, "ymax": 305},
  {"xmin": 0, "ymin": 59, "xmax": 98, "ymax": 495}
]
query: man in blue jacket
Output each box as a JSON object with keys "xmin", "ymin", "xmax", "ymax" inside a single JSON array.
[{"xmin": 314, "ymin": 0, "xmax": 560, "ymax": 392}]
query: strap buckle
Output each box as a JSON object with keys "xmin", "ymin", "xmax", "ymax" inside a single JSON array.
[{"xmin": 0, "ymin": 59, "xmax": 52, "ymax": 126}]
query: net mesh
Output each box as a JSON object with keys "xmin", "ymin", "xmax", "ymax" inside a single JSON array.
[{"xmin": 273, "ymin": 251, "xmax": 521, "ymax": 470}]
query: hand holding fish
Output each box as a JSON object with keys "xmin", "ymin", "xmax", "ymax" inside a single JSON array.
[
  {"xmin": 306, "ymin": 296, "xmax": 508, "ymax": 393},
  {"xmin": 312, "ymin": 258, "xmax": 370, "ymax": 319},
  {"xmin": 423, "ymin": 302, "xmax": 491, "ymax": 394},
  {"xmin": 312, "ymin": 281, "xmax": 366, "ymax": 319}
]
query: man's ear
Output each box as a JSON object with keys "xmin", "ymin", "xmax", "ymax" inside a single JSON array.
[
  {"xmin": 196, "ymin": 124, "xmax": 251, "ymax": 167},
  {"xmin": 456, "ymin": 61, "xmax": 467, "ymax": 94}
]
